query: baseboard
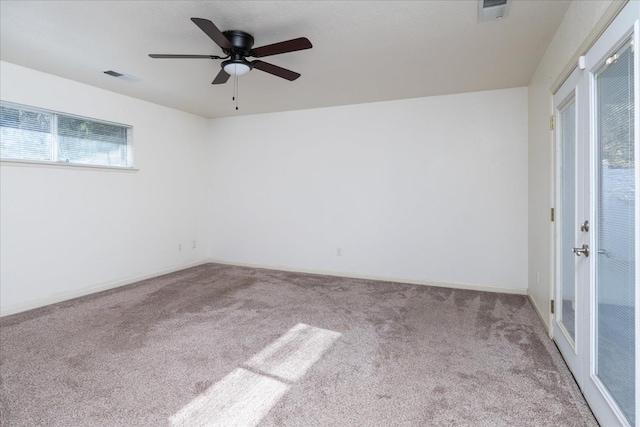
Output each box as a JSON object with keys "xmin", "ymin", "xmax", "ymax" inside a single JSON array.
[
  {"xmin": 206, "ymin": 258, "xmax": 528, "ymax": 296},
  {"xmin": 1, "ymin": 258, "xmax": 528, "ymax": 317},
  {"xmin": 0, "ymin": 260, "xmax": 210, "ymax": 317},
  {"xmin": 527, "ymin": 290, "xmax": 551, "ymax": 336}
]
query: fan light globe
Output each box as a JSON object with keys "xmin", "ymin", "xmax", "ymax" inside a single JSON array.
[{"xmin": 224, "ymin": 63, "xmax": 251, "ymax": 76}]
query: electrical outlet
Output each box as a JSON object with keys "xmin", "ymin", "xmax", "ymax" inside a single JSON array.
[
  {"xmin": 192, "ymin": 240, "xmax": 197, "ymax": 249},
  {"xmin": 178, "ymin": 244, "xmax": 182, "ymax": 252}
]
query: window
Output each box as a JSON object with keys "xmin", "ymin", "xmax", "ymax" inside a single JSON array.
[{"xmin": 0, "ymin": 101, "xmax": 132, "ymax": 168}]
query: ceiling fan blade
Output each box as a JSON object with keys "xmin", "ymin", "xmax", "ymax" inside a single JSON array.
[
  {"xmin": 191, "ymin": 18, "xmax": 234, "ymax": 50},
  {"xmin": 212, "ymin": 69, "xmax": 231, "ymax": 84},
  {"xmin": 149, "ymin": 54, "xmax": 216, "ymax": 59},
  {"xmin": 252, "ymin": 61, "xmax": 301, "ymax": 81},
  {"xmin": 251, "ymin": 37, "xmax": 312, "ymax": 58}
]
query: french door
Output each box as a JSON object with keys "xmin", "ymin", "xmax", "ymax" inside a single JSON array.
[
  {"xmin": 554, "ymin": 2, "xmax": 639, "ymax": 426},
  {"xmin": 554, "ymin": 64, "xmax": 586, "ymax": 384}
]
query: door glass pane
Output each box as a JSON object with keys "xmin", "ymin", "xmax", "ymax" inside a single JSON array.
[
  {"xmin": 595, "ymin": 39, "xmax": 635, "ymax": 425},
  {"xmin": 560, "ymin": 99, "xmax": 577, "ymax": 344}
]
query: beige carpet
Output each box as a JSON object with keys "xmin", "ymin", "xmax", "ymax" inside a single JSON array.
[{"xmin": 1, "ymin": 263, "xmax": 596, "ymax": 426}]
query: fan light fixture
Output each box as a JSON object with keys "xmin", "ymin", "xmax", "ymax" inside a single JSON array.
[{"xmin": 223, "ymin": 61, "xmax": 251, "ymax": 76}]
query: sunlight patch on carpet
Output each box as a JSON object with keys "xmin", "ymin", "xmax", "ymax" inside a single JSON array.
[
  {"xmin": 170, "ymin": 368, "xmax": 288, "ymax": 427},
  {"xmin": 170, "ymin": 323, "xmax": 341, "ymax": 427},
  {"xmin": 245, "ymin": 323, "xmax": 342, "ymax": 382}
]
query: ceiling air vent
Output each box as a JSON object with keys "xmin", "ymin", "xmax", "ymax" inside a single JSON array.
[
  {"xmin": 478, "ymin": 0, "xmax": 511, "ymax": 22},
  {"xmin": 103, "ymin": 70, "xmax": 140, "ymax": 82},
  {"xmin": 104, "ymin": 70, "xmax": 124, "ymax": 77}
]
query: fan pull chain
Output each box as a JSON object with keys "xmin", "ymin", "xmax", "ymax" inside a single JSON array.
[
  {"xmin": 235, "ymin": 77, "xmax": 239, "ymax": 111},
  {"xmin": 231, "ymin": 74, "xmax": 239, "ymax": 111},
  {"xmin": 232, "ymin": 74, "xmax": 236, "ymax": 101}
]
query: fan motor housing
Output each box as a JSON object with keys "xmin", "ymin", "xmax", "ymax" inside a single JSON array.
[{"xmin": 222, "ymin": 30, "xmax": 255, "ymax": 55}]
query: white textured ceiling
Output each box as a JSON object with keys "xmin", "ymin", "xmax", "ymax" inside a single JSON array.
[{"xmin": 0, "ymin": 1, "xmax": 570, "ymax": 119}]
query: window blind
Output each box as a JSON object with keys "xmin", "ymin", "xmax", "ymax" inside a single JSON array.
[
  {"xmin": 0, "ymin": 101, "xmax": 131, "ymax": 168},
  {"xmin": 57, "ymin": 115, "xmax": 129, "ymax": 166},
  {"xmin": 0, "ymin": 103, "xmax": 52, "ymax": 161}
]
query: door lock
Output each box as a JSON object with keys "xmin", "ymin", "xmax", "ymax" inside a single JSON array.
[
  {"xmin": 580, "ymin": 220, "xmax": 590, "ymax": 232},
  {"xmin": 572, "ymin": 244, "xmax": 590, "ymax": 257}
]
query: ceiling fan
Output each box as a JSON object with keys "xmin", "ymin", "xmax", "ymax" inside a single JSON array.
[{"xmin": 149, "ymin": 18, "xmax": 312, "ymax": 84}]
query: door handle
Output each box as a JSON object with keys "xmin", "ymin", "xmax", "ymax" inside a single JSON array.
[{"xmin": 572, "ymin": 244, "xmax": 590, "ymax": 257}]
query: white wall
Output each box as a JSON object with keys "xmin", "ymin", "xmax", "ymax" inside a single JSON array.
[
  {"xmin": 0, "ymin": 66, "xmax": 529, "ymax": 313},
  {"xmin": 528, "ymin": 1, "xmax": 618, "ymax": 329},
  {"xmin": 0, "ymin": 61, "xmax": 209, "ymax": 313},
  {"xmin": 206, "ymin": 88, "xmax": 529, "ymax": 292}
]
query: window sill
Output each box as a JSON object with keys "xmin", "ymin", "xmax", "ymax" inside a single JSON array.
[{"xmin": 0, "ymin": 159, "xmax": 139, "ymax": 172}]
